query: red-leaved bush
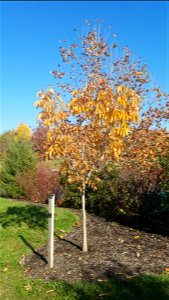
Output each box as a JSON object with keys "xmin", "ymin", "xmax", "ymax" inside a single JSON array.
[{"xmin": 16, "ymin": 162, "xmax": 61, "ymax": 203}]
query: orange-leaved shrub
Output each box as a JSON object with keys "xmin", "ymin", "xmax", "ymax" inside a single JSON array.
[{"xmin": 16, "ymin": 162, "xmax": 61, "ymax": 203}]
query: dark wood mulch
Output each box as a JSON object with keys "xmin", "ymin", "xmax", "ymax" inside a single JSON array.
[{"xmin": 22, "ymin": 209, "xmax": 169, "ymax": 283}]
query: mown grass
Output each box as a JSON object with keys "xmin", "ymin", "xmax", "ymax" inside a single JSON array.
[{"xmin": 0, "ymin": 198, "xmax": 169, "ymax": 300}]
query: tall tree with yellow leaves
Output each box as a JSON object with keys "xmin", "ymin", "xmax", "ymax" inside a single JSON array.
[
  {"xmin": 34, "ymin": 21, "xmax": 168, "ymax": 252},
  {"xmin": 14, "ymin": 122, "xmax": 31, "ymax": 142}
]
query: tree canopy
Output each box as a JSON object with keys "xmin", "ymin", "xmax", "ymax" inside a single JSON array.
[{"xmin": 34, "ymin": 22, "xmax": 168, "ymax": 251}]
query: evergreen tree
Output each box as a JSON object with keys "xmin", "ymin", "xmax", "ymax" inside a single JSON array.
[
  {"xmin": 0, "ymin": 130, "xmax": 15, "ymax": 159},
  {"xmin": 1, "ymin": 140, "xmax": 36, "ymax": 198}
]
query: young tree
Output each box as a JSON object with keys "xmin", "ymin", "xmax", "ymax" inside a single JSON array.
[
  {"xmin": 35, "ymin": 84, "xmax": 140, "ymax": 252},
  {"xmin": 34, "ymin": 21, "xmax": 168, "ymax": 252}
]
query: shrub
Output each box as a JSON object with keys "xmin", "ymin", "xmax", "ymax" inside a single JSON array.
[
  {"xmin": 61, "ymin": 182, "xmax": 81, "ymax": 209},
  {"xmin": 61, "ymin": 163, "xmax": 121, "ymax": 217},
  {"xmin": 16, "ymin": 161, "xmax": 61, "ymax": 203},
  {"xmin": 61, "ymin": 161, "xmax": 169, "ymax": 234},
  {"xmin": 158, "ymin": 152, "xmax": 169, "ymax": 194}
]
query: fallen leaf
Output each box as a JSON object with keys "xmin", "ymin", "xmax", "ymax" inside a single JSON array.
[
  {"xmin": 24, "ymin": 284, "xmax": 32, "ymax": 291},
  {"xmin": 118, "ymin": 238, "xmax": 124, "ymax": 243},
  {"xmin": 2, "ymin": 267, "xmax": 8, "ymax": 272},
  {"xmin": 19, "ymin": 255, "xmax": 25, "ymax": 266},
  {"xmin": 164, "ymin": 268, "xmax": 169, "ymax": 273},
  {"xmin": 24, "ymin": 268, "xmax": 30, "ymax": 273},
  {"xmin": 46, "ymin": 289, "xmax": 54, "ymax": 294},
  {"xmin": 133, "ymin": 236, "xmax": 140, "ymax": 239},
  {"xmin": 58, "ymin": 235, "xmax": 64, "ymax": 239},
  {"xmin": 60, "ymin": 229, "xmax": 66, "ymax": 233},
  {"xmin": 97, "ymin": 279, "xmax": 105, "ymax": 282},
  {"xmin": 136, "ymin": 252, "xmax": 140, "ymax": 258},
  {"xmin": 75, "ymin": 220, "xmax": 81, "ymax": 226}
]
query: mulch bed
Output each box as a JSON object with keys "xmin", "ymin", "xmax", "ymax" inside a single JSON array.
[{"xmin": 22, "ymin": 209, "xmax": 169, "ymax": 283}]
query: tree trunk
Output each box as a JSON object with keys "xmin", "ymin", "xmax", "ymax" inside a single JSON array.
[{"xmin": 82, "ymin": 182, "xmax": 88, "ymax": 252}]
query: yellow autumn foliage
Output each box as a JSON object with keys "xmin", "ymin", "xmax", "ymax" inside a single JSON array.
[
  {"xmin": 34, "ymin": 83, "xmax": 140, "ymax": 186},
  {"xmin": 14, "ymin": 123, "xmax": 31, "ymax": 142}
]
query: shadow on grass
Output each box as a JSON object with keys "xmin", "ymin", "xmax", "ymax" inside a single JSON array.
[
  {"xmin": 61, "ymin": 273, "xmax": 169, "ymax": 300},
  {"xmin": 0, "ymin": 205, "xmax": 48, "ymax": 229},
  {"xmin": 19, "ymin": 235, "xmax": 47, "ymax": 264}
]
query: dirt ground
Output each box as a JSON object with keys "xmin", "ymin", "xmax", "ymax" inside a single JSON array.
[{"xmin": 22, "ymin": 209, "xmax": 169, "ymax": 283}]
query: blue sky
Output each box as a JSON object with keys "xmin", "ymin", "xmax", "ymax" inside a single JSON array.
[{"xmin": 1, "ymin": 1, "xmax": 168, "ymax": 134}]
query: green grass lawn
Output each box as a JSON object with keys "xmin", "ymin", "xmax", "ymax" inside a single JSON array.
[{"xmin": 0, "ymin": 198, "xmax": 169, "ymax": 300}]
